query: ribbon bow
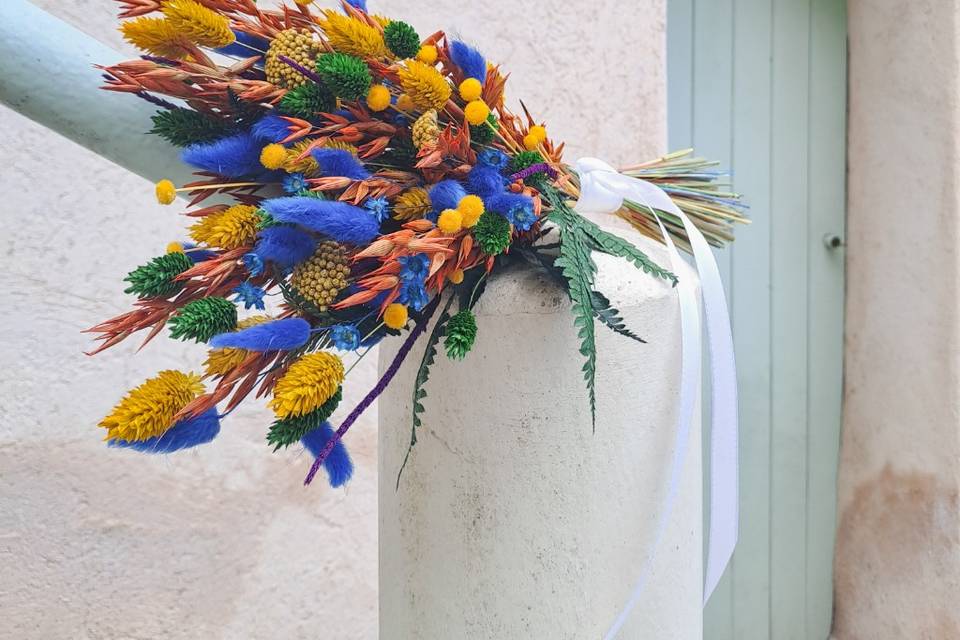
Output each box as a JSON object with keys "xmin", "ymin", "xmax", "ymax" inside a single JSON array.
[{"xmin": 574, "ymin": 158, "xmax": 739, "ymax": 638}]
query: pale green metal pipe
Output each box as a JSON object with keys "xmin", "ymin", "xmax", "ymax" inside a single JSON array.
[{"xmin": 0, "ymin": 0, "xmax": 192, "ymax": 186}]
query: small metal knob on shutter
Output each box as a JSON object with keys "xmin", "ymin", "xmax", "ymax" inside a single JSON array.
[{"xmin": 822, "ymin": 233, "xmax": 844, "ymax": 250}]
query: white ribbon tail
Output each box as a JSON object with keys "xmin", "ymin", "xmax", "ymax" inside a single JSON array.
[{"xmin": 573, "ymin": 158, "xmax": 739, "ymax": 636}]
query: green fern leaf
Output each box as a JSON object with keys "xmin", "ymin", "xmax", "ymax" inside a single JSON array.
[{"xmin": 591, "ymin": 290, "xmax": 646, "ymax": 343}]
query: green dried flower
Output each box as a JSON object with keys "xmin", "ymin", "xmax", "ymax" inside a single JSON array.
[
  {"xmin": 168, "ymin": 297, "xmax": 237, "ymax": 343},
  {"xmin": 277, "ymin": 82, "xmax": 336, "ymax": 119},
  {"xmin": 473, "ymin": 211, "xmax": 513, "ymax": 255},
  {"xmin": 470, "ymin": 113, "xmax": 499, "ymax": 145},
  {"xmin": 123, "ymin": 251, "xmax": 193, "ymax": 299},
  {"xmin": 383, "ymin": 21, "xmax": 420, "ymax": 59},
  {"xmin": 315, "ymin": 52, "xmax": 372, "ymax": 101},
  {"xmin": 510, "ymin": 149, "xmax": 549, "ymax": 188},
  {"xmin": 444, "ymin": 310, "xmax": 477, "ymax": 360},
  {"xmin": 149, "ymin": 108, "xmax": 231, "ymax": 147},
  {"xmin": 266, "ymin": 386, "xmax": 343, "ymax": 451}
]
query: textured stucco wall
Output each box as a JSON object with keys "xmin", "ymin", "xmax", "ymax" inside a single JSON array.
[
  {"xmin": 834, "ymin": 1, "xmax": 960, "ymax": 638},
  {"xmin": 0, "ymin": 2, "xmax": 665, "ymax": 639}
]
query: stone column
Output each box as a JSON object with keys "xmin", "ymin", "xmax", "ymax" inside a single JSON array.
[
  {"xmin": 834, "ymin": 1, "xmax": 960, "ymax": 637},
  {"xmin": 378, "ymin": 223, "xmax": 702, "ymax": 639}
]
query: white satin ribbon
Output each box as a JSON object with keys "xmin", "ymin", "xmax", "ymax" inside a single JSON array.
[{"xmin": 573, "ymin": 157, "xmax": 739, "ymax": 638}]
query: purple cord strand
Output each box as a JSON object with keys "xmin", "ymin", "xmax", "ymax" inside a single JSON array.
[
  {"xmin": 135, "ymin": 91, "xmax": 180, "ymax": 111},
  {"xmin": 278, "ymin": 54, "xmax": 326, "ymax": 86},
  {"xmin": 509, "ymin": 162, "xmax": 558, "ymax": 182},
  {"xmin": 303, "ymin": 296, "xmax": 441, "ymax": 485}
]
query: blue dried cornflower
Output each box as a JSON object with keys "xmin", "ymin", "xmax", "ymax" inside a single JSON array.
[
  {"xmin": 232, "ymin": 281, "xmax": 266, "ymax": 310},
  {"xmin": 242, "ymin": 252, "xmax": 264, "ymax": 276},
  {"xmin": 398, "ymin": 279, "xmax": 429, "ymax": 311},
  {"xmin": 398, "ymin": 253, "xmax": 430, "ymax": 283},
  {"xmin": 329, "ymin": 323, "xmax": 361, "ymax": 351},
  {"xmin": 364, "ymin": 196, "xmax": 391, "ymax": 223},
  {"xmin": 282, "ymin": 172, "xmax": 308, "ymax": 194},
  {"xmin": 477, "ymin": 148, "xmax": 509, "ymax": 171},
  {"xmin": 486, "ymin": 192, "xmax": 537, "ymax": 231}
]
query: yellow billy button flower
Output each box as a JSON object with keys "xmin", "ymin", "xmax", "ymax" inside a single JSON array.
[
  {"xmin": 448, "ymin": 268, "xmax": 465, "ymax": 284},
  {"xmin": 260, "ymin": 143, "xmax": 288, "ymax": 170},
  {"xmin": 166, "ymin": 241, "xmax": 185, "ymax": 254},
  {"xmin": 417, "ymin": 44, "xmax": 438, "ymax": 64},
  {"xmin": 457, "ymin": 194, "xmax": 484, "ymax": 227},
  {"xmin": 155, "ymin": 179, "xmax": 177, "ymax": 205},
  {"xmin": 269, "ymin": 352, "xmax": 345, "ymax": 419},
  {"xmin": 458, "ymin": 77, "xmax": 483, "ymax": 102},
  {"xmin": 366, "ymin": 84, "xmax": 392, "ymax": 112},
  {"xmin": 383, "ymin": 303, "xmax": 409, "ymax": 329},
  {"xmin": 437, "ymin": 208, "xmax": 463, "ymax": 234},
  {"xmin": 396, "ymin": 93, "xmax": 415, "ymax": 112},
  {"xmin": 529, "ymin": 124, "xmax": 547, "ymax": 142},
  {"xmin": 464, "ymin": 99, "xmax": 491, "ymax": 126},
  {"xmin": 523, "ymin": 133, "xmax": 540, "ymax": 151}
]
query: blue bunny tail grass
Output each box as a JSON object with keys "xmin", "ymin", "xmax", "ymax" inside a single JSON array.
[
  {"xmin": 181, "ymin": 132, "xmax": 264, "ymax": 178},
  {"xmin": 210, "ymin": 318, "xmax": 311, "ymax": 351},
  {"xmin": 109, "ymin": 408, "xmax": 221, "ymax": 453},
  {"xmin": 466, "ymin": 165, "xmax": 506, "ymax": 198},
  {"xmin": 310, "ymin": 148, "xmax": 371, "ymax": 180},
  {"xmin": 485, "ymin": 191, "xmax": 537, "ymax": 230},
  {"xmin": 252, "ymin": 113, "xmax": 294, "ymax": 144},
  {"xmin": 301, "ymin": 422, "xmax": 353, "ymax": 488},
  {"xmin": 173, "ymin": 241, "xmax": 217, "ymax": 262},
  {"xmin": 261, "ymin": 197, "xmax": 380, "ymax": 244},
  {"xmin": 449, "ymin": 40, "xmax": 487, "ymax": 82},
  {"xmin": 428, "ymin": 179, "xmax": 467, "ymax": 219},
  {"xmin": 344, "ymin": 0, "xmax": 367, "ymax": 11},
  {"xmin": 215, "ymin": 30, "xmax": 269, "ymax": 58},
  {"xmin": 253, "ymin": 225, "xmax": 317, "ymax": 268}
]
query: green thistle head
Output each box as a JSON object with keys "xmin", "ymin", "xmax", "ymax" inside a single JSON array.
[
  {"xmin": 473, "ymin": 211, "xmax": 512, "ymax": 255},
  {"xmin": 278, "ymin": 82, "xmax": 336, "ymax": 119},
  {"xmin": 315, "ymin": 52, "xmax": 372, "ymax": 101},
  {"xmin": 149, "ymin": 108, "xmax": 230, "ymax": 147},
  {"xmin": 444, "ymin": 310, "xmax": 478, "ymax": 360},
  {"xmin": 510, "ymin": 149, "xmax": 549, "ymax": 188},
  {"xmin": 470, "ymin": 113, "xmax": 499, "ymax": 145},
  {"xmin": 266, "ymin": 387, "xmax": 342, "ymax": 451},
  {"xmin": 168, "ymin": 297, "xmax": 237, "ymax": 343},
  {"xmin": 124, "ymin": 252, "xmax": 193, "ymax": 299},
  {"xmin": 383, "ymin": 21, "xmax": 420, "ymax": 60}
]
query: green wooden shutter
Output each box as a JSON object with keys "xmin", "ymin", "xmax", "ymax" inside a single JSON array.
[{"xmin": 667, "ymin": 1, "xmax": 847, "ymax": 638}]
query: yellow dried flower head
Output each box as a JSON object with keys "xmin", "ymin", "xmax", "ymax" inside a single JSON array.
[
  {"xmin": 318, "ymin": 10, "xmax": 390, "ymax": 59},
  {"xmin": 99, "ymin": 370, "xmax": 204, "ymax": 442},
  {"xmin": 270, "ymin": 352, "xmax": 345, "ymax": 419},
  {"xmin": 121, "ymin": 17, "xmax": 190, "ymax": 59},
  {"xmin": 383, "ymin": 303, "xmax": 408, "ymax": 329},
  {"xmin": 161, "ymin": 0, "xmax": 234, "ymax": 48},
  {"xmin": 203, "ymin": 315, "xmax": 271, "ymax": 377},
  {"xmin": 393, "ymin": 187, "xmax": 431, "ymax": 220},
  {"xmin": 411, "ymin": 109, "xmax": 440, "ymax": 149},
  {"xmin": 290, "ymin": 241, "xmax": 350, "ymax": 311},
  {"xmin": 260, "ymin": 143, "xmax": 288, "ymax": 170},
  {"xmin": 189, "ymin": 204, "xmax": 260, "ymax": 250},
  {"xmin": 323, "ymin": 139, "xmax": 359, "ymax": 155},
  {"xmin": 398, "ymin": 60, "xmax": 452, "ymax": 112},
  {"xmin": 266, "ymin": 29, "xmax": 323, "ymax": 89},
  {"xmin": 285, "ymin": 139, "xmax": 321, "ymax": 175},
  {"xmin": 155, "ymin": 178, "xmax": 177, "ymax": 204}
]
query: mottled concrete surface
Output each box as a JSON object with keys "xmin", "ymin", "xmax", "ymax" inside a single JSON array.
[
  {"xmin": 1, "ymin": 2, "xmax": 665, "ymax": 638},
  {"xmin": 836, "ymin": 1, "xmax": 960, "ymax": 638}
]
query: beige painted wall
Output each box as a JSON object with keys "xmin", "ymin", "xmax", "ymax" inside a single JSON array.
[
  {"xmin": 834, "ymin": 1, "xmax": 960, "ymax": 638},
  {"xmin": 0, "ymin": 2, "xmax": 665, "ymax": 638}
]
